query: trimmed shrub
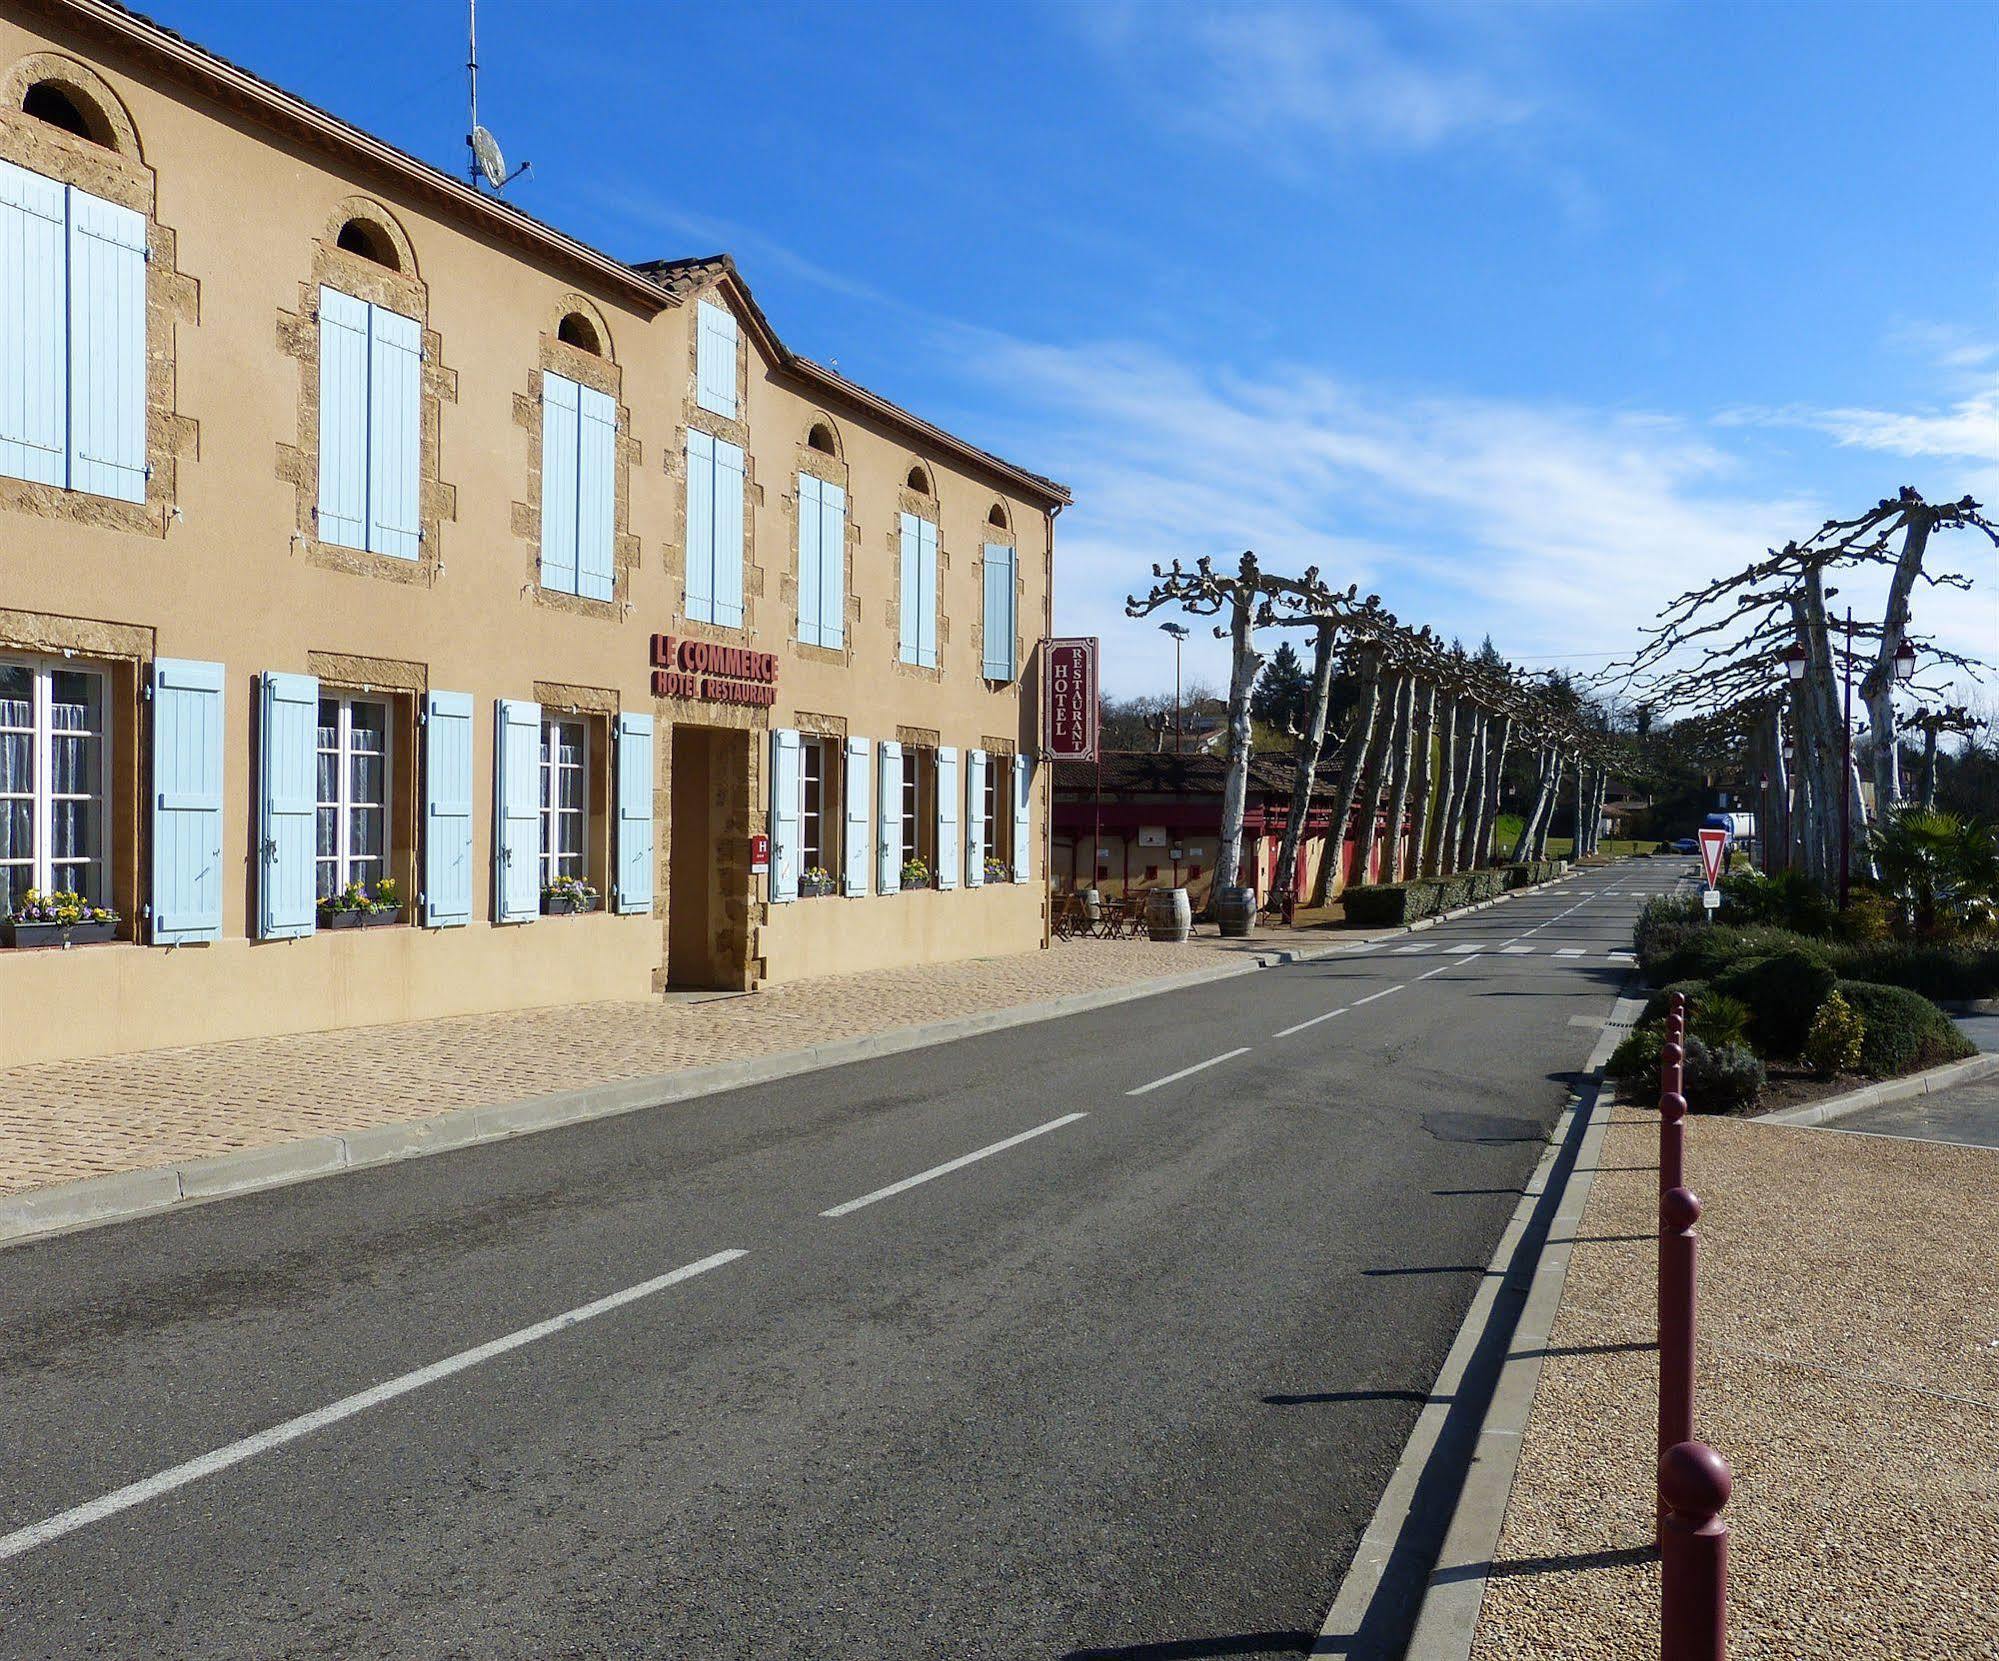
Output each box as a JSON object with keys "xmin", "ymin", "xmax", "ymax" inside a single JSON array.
[
  {"xmin": 1830, "ymin": 890, "xmax": 1895, "ymax": 945},
  {"xmin": 1635, "ymin": 894, "xmax": 1702, "ymax": 980},
  {"xmin": 1834, "ymin": 981, "xmax": 1977, "ymax": 1077},
  {"xmin": 1826, "ymin": 941, "xmax": 1999, "ymax": 1004},
  {"xmin": 1649, "ymin": 924, "xmax": 1831, "ymax": 989},
  {"xmin": 1686, "ymin": 1036, "xmax": 1765, "ymax": 1114},
  {"xmin": 1717, "ymin": 869, "xmax": 1839, "ymax": 936},
  {"xmin": 1803, "ymin": 991, "xmax": 1865, "ymax": 1077},
  {"xmin": 1713, "ymin": 947, "xmax": 1838, "ymax": 1058},
  {"xmin": 1342, "ymin": 882, "xmax": 1437, "ymax": 926},
  {"xmin": 1606, "ymin": 1023, "xmax": 1666, "ymax": 1094},
  {"xmin": 1639, "ymin": 979, "xmax": 1709, "ymax": 1024}
]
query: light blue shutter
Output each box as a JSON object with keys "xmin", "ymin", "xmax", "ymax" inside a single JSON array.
[
  {"xmin": 539, "ymin": 371, "xmax": 579, "ymax": 594},
  {"xmin": 917, "ymin": 516, "xmax": 939, "ymax": 668},
  {"xmin": 66, "ymin": 187, "xmax": 147, "ymax": 503},
  {"xmin": 936, "ymin": 747, "xmax": 960, "ymax": 890},
  {"xmin": 1012, "ymin": 754, "xmax": 1033, "ymax": 882},
  {"xmin": 151, "ymin": 658, "xmax": 225, "ymax": 944},
  {"xmin": 257, "ymin": 670, "xmax": 318, "ymax": 939},
  {"xmin": 898, "ymin": 513, "xmax": 921, "ymax": 665},
  {"xmin": 316, "ymin": 287, "xmax": 370, "ymax": 549},
  {"xmin": 769, "ymin": 728, "xmax": 801, "ymax": 903},
  {"xmin": 713, "ymin": 437, "xmax": 745, "ymax": 628},
  {"xmin": 0, "ymin": 159, "xmax": 66, "ymax": 488},
  {"xmin": 966, "ymin": 750, "xmax": 987, "ymax": 887},
  {"xmin": 983, "ymin": 544, "xmax": 1016, "ymax": 680},
  {"xmin": 818, "ymin": 478, "xmax": 846, "ymax": 649},
  {"xmin": 493, "ymin": 698, "xmax": 541, "ymax": 923},
  {"xmin": 843, "ymin": 736, "xmax": 869, "ymax": 896},
  {"xmin": 696, "ymin": 300, "xmax": 738, "ymax": 417},
  {"xmin": 877, "ymin": 740, "xmax": 902, "ymax": 893},
  {"xmin": 614, "ymin": 713, "xmax": 654, "ymax": 915},
  {"xmin": 684, "ymin": 429, "xmax": 714, "ymax": 623},
  {"xmin": 423, "ymin": 690, "xmax": 474, "ymax": 927},
  {"xmin": 796, "ymin": 472, "xmax": 822, "ymax": 645},
  {"xmin": 576, "ymin": 384, "xmax": 616, "ymax": 600},
  {"xmin": 366, "ymin": 305, "xmax": 422, "ymax": 557}
]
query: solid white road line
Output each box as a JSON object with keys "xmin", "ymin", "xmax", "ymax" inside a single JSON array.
[
  {"xmin": 1125, "ymin": 1049, "xmax": 1253, "ymax": 1098},
  {"xmin": 821, "ymin": 1113, "xmax": 1091, "ymax": 1213},
  {"xmin": 1273, "ymin": 1007, "xmax": 1348, "ymax": 1039},
  {"xmin": 0, "ymin": 1248, "xmax": 748, "ymax": 1565}
]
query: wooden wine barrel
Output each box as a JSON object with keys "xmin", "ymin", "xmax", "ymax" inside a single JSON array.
[
  {"xmin": 1215, "ymin": 885, "xmax": 1257, "ymax": 938},
  {"xmin": 1146, "ymin": 887, "xmax": 1192, "ymax": 942}
]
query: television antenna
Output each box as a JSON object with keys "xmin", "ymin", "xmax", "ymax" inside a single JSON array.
[{"xmin": 467, "ymin": 1, "xmax": 531, "ymax": 193}]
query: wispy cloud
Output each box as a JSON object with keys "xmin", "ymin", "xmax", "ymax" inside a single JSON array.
[
  {"xmin": 1717, "ymin": 392, "xmax": 1999, "ymax": 462},
  {"xmin": 1067, "ymin": 0, "xmax": 1536, "ymax": 164}
]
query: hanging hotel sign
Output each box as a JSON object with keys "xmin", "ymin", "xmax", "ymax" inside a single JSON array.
[
  {"xmin": 650, "ymin": 634, "xmax": 779, "ymax": 707},
  {"xmin": 1042, "ymin": 636, "xmax": 1099, "ymax": 761}
]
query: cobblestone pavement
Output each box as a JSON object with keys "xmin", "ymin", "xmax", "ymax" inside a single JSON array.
[
  {"xmin": 1469, "ymin": 1106, "xmax": 1999, "ymax": 1661},
  {"xmin": 0, "ymin": 930, "xmax": 1313, "ymax": 1198}
]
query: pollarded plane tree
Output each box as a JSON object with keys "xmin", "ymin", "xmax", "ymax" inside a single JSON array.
[
  {"xmin": 1900, "ymin": 704, "xmax": 1984, "ymax": 812},
  {"xmin": 1126, "ymin": 552, "xmax": 1346, "ymax": 904},
  {"xmin": 1605, "ymin": 489, "xmax": 1993, "ymax": 886}
]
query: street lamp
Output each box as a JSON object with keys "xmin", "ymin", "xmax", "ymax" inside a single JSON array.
[
  {"xmin": 1781, "ymin": 641, "xmax": 1808, "ymax": 682},
  {"xmin": 1894, "ymin": 638, "xmax": 1918, "ymax": 683},
  {"xmin": 1160, "ymin": 622, "xmax": 1189, "ymax": 755}
]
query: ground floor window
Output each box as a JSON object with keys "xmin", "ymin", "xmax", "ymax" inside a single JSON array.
[
  {"xmin": 983, "ymin": 756, "xmax": 1012, "ymax": 876},
  {"xmin": 540, "ymin": 717, "xmax": 588, "ymax": 885},
  {"xmin": 316, "ymin": 694, "xmax": 390, "ymax": 900},
  {"xmin": 799, "ymin": 735, "xmax": 840, "ymax": 884},
  {"xmin": 0, "ymin": 657, "xmax": 110, "ymax": 914},
  {"xmin": 900, "ymin": 745, "xmax": 936, "ymax": 878}
]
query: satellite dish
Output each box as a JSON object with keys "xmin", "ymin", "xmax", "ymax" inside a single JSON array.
[{"xmin": 471, "ymin": 125, "xmax": 507, "ymax": 190}]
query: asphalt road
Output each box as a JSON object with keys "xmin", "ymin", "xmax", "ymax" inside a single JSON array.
[{"xmin": 0, "ymin": 859, "xmax": 1686, "ymax": 1661}]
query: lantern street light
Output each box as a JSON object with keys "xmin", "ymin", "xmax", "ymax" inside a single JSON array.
[
  {"xmin": 1781, "ymin": 641, "xmax": 1808, "ymax": 682},
  {"xmin": 1894, "ymin": 638, "xmax": 1918, "ymax": 683}
]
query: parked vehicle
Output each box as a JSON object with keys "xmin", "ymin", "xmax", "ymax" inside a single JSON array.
[{"xmin": 1673, "ymin": 837, "xmax": 1699, "ymax": 854}]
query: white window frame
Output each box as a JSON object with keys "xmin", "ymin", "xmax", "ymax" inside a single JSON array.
[
  {"xmin": 315, "ymin": 692, "xmax": 392, "ymax": 899},
  {"xmin": 540, "ymin": 716, "xmax": 589, "ymax": 886},
  {"xmin": 800, "ymin": 735, "xmax": 828, "ymax": 878},
  {"xmin": 0, "ymin": 654, "xmax": 112, "ymax": 908},
  {"xmin": 983, "ymin": 759, "xmax": 1005, "ymax": 871}
]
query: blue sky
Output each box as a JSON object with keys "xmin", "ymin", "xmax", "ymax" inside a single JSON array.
[{"xmin": 168, "ymin": 0, "xmax": 1997, "ymax": 696}]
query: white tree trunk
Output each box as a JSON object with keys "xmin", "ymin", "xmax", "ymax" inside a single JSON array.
[
  {"xmin": 1427, "ymin": 697, "xmax": 1461, "ymax": 878},
  {"xmin": 1215, "ymin": 588, "xmax": 1264, "ymax": 898},
  {"xmin": 1272, "ymin": 624, "xmax": 1337, "ymax": 905},
  {"xmin": 1352, "ymin": 674, "xmax": 1405, "ymax": 887},
  {"xmin": 1408, "ymin": 681, "xmax": 1439, "ymax": 883},
  {"xmin": 1382, "ymin": 675, "xmax": 1420, "ymax": 882},
  {"xmin": 1315, "ymin": 646, "xmax": 1383, "ymax": 905}
]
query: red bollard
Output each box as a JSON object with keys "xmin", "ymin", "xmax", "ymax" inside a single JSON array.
[
  {"xmin": 1660, "ymin": 1440, "xmax": 1731, "ymax": 1661},
  {"xmin": 1659, "ymin": 1088, "xmax": 1687, "ymax": 1196},
  {"xmin": 1659, "ymin": 1185, "xmax": 1700, "ymax": 1469}
]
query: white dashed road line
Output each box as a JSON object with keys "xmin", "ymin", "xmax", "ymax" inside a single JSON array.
[
  {"xmin": 822, "ymin": 1113, "xmax": 1091, "ymax": 1213},
  {"xmin": 1125, "ymin": 1048, "xmax": 1253, "ymax": 1098}
]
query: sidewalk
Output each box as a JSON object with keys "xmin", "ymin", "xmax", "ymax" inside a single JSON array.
[
  {"xmin": 0, "ymin": 927, "xmax": 1331, "ymax": 1202},
  {"xmin": 1465, "ymin": 1103, "xmax": 1999, "ymax": 1660}
]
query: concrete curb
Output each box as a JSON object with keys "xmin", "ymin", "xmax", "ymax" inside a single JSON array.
[
  {"xmin": 1755, "ymin": 1050, "xmax": 1999, "ymax": 1129},
  {"xmin": 1312, "ymin": 976, "xmax": 1647, "ymax": 1661},
  {"xmin": 0, "ymin": 871, "xmax": 1580, "ymax": 1249}
]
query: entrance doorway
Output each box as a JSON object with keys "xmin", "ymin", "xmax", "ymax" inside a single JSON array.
[{"xmin": 668, "ymin": 724, "xmax": 751, "ymax": 989}]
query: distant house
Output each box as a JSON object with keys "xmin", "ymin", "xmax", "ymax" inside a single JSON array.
[{"xmin": 1052, "ymin": 751, "xmax": 1409, "ymax": 910}]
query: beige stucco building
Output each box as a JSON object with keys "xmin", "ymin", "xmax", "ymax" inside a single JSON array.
[{"xmin": 0, "ymin": 0, "xmax": 1068, "ymax": 1067}]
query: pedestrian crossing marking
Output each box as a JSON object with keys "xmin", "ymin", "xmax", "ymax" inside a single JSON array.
[{"xmin": 1555, "ymin": 948, "xmax": 1585, "ymax": 958}]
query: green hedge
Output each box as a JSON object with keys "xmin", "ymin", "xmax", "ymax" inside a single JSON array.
[
  {"xmin": 1835, "ymin": 981, "xmax": 1977, "ymax": 1077},
  {"xmin": 1713, "ymin": 948, "xmax": 1837, "ymax": 1059},
  {"xmin": 1343, "ymin": 862, "xmax": 1553, "ymax": 926},
  {"xmin": 1636, "ymin": 920, "xmax": 1999, "ymax": 1005}
]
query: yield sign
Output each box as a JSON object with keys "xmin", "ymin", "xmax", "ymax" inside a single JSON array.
[{"xmin": 1698, "ymin": 826, "xmax": 1729, "ymax": 890}]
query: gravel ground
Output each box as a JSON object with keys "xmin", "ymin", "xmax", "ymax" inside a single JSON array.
[{"xmin": 1469, "ymin": 1105, "xmax": 1999, "ymax": 1660}]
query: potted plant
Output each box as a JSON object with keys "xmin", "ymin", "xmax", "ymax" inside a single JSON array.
[
  {"xmin": 318, "ymin": 877, "xmax": 403, "ymax": 929},
  {"xmin": 900, "ymin": 856, "xmax": 933, "ymax": 890},
  {"xmin": 800, "ymin": 865, "xmax": 835, "ymax": 898},
  {"xmin": 542, "ymin": 874, "xmax": 601, "ymax": 915},
  {"xmin": 3, "ymin": 888, "xmax": 120, "ymax": 949},
  {"xmin": 983, "ymin": 855, "xmax": 1011, "ymax": 886}
]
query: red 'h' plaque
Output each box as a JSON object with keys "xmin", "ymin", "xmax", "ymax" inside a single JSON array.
[{"xmin": 1042, "ymin": 637, "xmax": 1099, "ymax": 761}]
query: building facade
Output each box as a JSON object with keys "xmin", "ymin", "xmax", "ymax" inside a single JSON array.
[{"xmin": 0, "ymin": 1, "xmax": 1068, "ymax": 1067}]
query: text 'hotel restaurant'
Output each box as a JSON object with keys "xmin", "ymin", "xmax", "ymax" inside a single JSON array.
[{"xmin": 0, "ymin": 0, "xmax": 1072, "ymax": 1067}]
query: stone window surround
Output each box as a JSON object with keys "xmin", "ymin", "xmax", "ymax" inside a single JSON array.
[
  {"xmin": 782, "ymin": 414, "xmax": 860, "ymax": 669},
  {"xmin": 0, "ymin": 52, "xmax": 198, "ymax": 539},
  {"xmin": 275, "ymin": 196, "xmax": 458, "ymax": 589},
  {"xmin": 512, "ymin": 294, "xmax": 642, "ymax": 620},
  {"xmin": 887, "ymin": 472, "xmax": 948, "ymax": 685},
  {"xmin": 667, "ymin": 286, "xmax": 764, "ymax": 638},
  {"xmin": 533, "ymin": 680, "xmax": 619, "ymax": 898},
  {"xmin": 972, "ymin": 513, "xmax": 1023, "ymax": 688}
]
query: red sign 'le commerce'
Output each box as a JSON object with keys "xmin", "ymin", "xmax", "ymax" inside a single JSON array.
[{"xmin": 1042, "ymin": 637, "xmax": 1099, "ymax": 761}]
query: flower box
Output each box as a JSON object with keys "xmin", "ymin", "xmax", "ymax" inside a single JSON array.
[
  {"xmin": 542, "ymin": 892, "xmax": 601, "ymax": 916},
  {"xmin": 2, "ymin": 918, "xmax": 118, "ymax": 949},
  {"xmin": 318, "ymin": 906, "xmax": 402, "ymax": 930},
  {"xmin": 799, "ymin": 874, "xmax": 836, "ymax": 898}
]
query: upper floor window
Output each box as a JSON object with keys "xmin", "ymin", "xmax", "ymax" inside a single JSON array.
[
  {"xmin": 538, "ymin": 371, "xmax": 615, "ymax": 599},
  {"xmin": 797, "ymin": 473, "xmax": 847, "ymax": 649},
  {"xmin": 23, "ymin": 82, "xmax": 108, "ymax": 146},
  {"xmin": 335, "ymin": 218, "xmax": 400, "ymax": 270},
  {"xmin": 685, "ymin": 429, "xmax": 745, "ymax": 627},
  {"xmin": 898, "ymin": 512, "xmax": 938, "ymax": 668},
  {"xmin": 0, "ymin": 657, "xmax": 109, "ymax": 915},
  {"xmin": 557, "ymin": 311, "xmax": 602, "ymax": 354},
  {"xmin": 0, "ymin": 157, "xmax": 146, "ymax": 503},
  {"xmin": 696, "ymin": 300, "xmax": 737, "ymax": 418},
  {"xmin": 981, "ymin": 543, "xmax": 1018, "ymax": 682},
  {"xmin": 316, "ymin": 285, "xmax": 421, "ymax": 556}
]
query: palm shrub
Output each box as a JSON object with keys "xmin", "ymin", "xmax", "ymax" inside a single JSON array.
[
  {"xmin": 1803, "ymin": 991, "xmax": 1865, "ymax": 1077},
  {"xmin": 1868, "ymin": 806, "xmax": 1999, "ymax": 938}
]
